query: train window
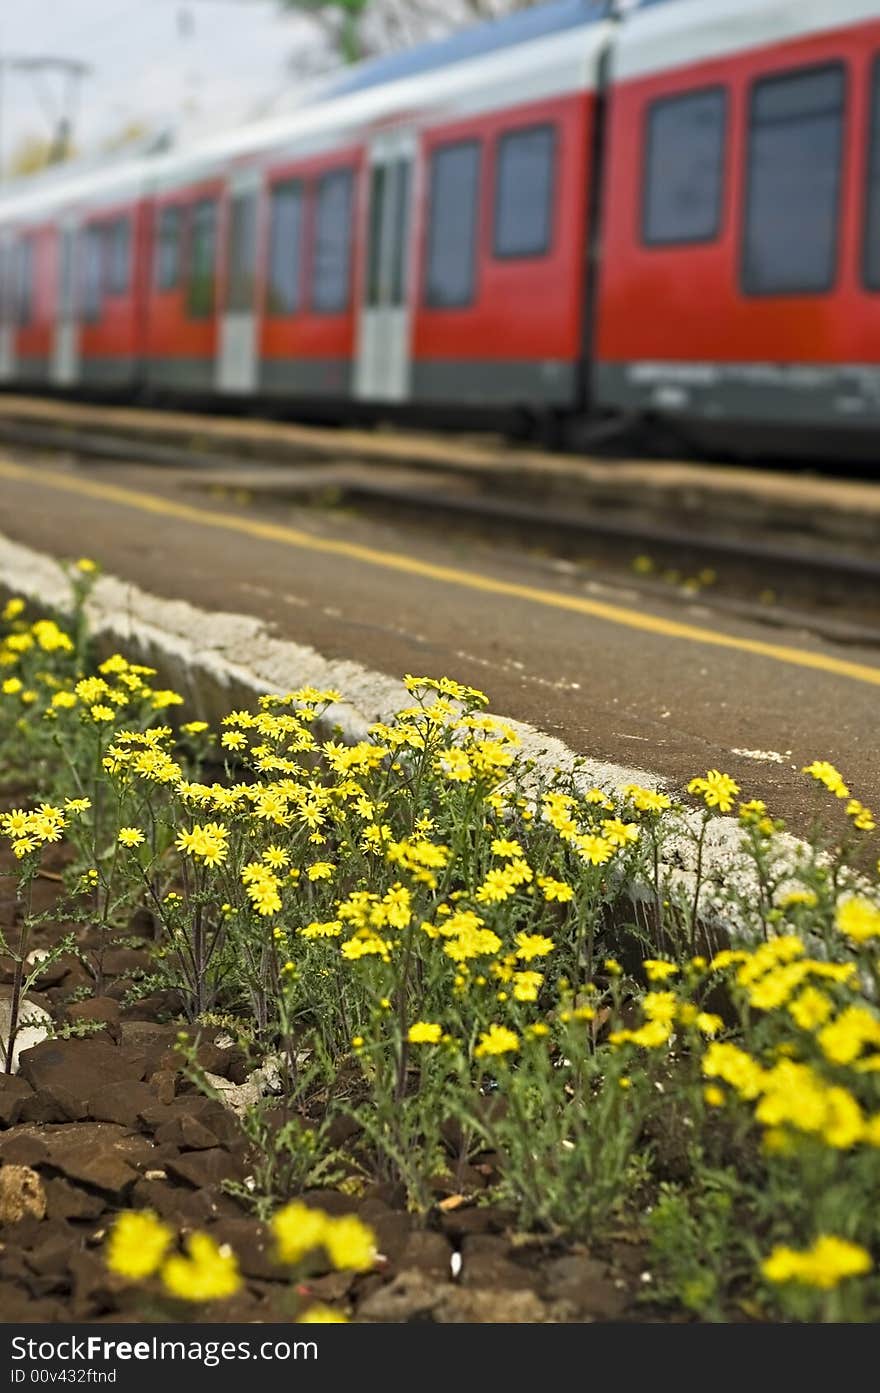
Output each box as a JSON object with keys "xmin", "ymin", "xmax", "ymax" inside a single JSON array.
[
  {"xmin": 79, "ymin": 225, "xmax": 104, "ymax": 322},
  {"xmin": 16, "ymin": 239, "xmax": 34, "ymax": 326},
  {"xmin": 864, "ymin": 56, "xmax": 880, "ymax": 290},
  {"xmin": 642, "ymin": 88, "xmax": 726, "ymax": 245},
  {"xmin": 155, "ymin": 206, "xmax": 182, "ymax": 290},
  {"xmin": 742, "ymin": 63, "xmax": 845, "ymax": 295},
  {"xmin": 365, "ymin": 164, "xmax": 386, "ymax": 309},
  {"xmin": 311, "ymin": 168, "xmax": 355, "ymax": 314},
  {"xmin": 59, "ymin": 227, "xmax": 77, "ymax": 321},
  {"xmin": 267, "ymin": 180, "xmax": 304, "ymax": 315},
  {"xmin": 425, "ymin": 139, "xmax": 481, "ymax": 308},
  {"xmin": 187, "ymin": 198, "xmax": 218, "ymax": 318},
  {"xmin": 106, "ymin": 218, "xmax": 130, "ymax": 296},
  {"xmin": 494, "ymin": 124, "xmax": 556, "ymax": 259},
  {"xmin": 389, "ymin": 160, "xmax": 412, "ymax": 306},
  {"xmin": 226, "ymin": 192, "xmax": 258, "ymax": 313}
]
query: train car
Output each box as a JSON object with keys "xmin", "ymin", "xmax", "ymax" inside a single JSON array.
[
  {"xmin": 0, "ymin": 161, "xmax": 149, "ymax": 391},
  {"xmin": 0, "ymin": 0, "xmax": 617, "ymax": 424},
  {"xmin": 595, "ymin": 0, "xmax": 880, "ymax": 456},
  {"xmin": 1, "ymin": 0, "xmax": 878, "ymax": 459}
]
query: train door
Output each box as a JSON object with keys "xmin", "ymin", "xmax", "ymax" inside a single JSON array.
[
  {"xmin": 52, "ymin": 221, "xmax": 79, "ymax": 386},
  {"xmin": 217, "ymin": 170, "xmax": 260, "ymax": 394},
  {"xmin": 355, "ymin": 132, "xmax": 416, "ymax": 402},
  {"xmin": 0, "ymin": 232, "xmax": 14, "ymax": 381}
]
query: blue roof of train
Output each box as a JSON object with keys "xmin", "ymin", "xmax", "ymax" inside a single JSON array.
[{"xmin": 324, "ymin": 0, "xmax": 617, "ymax": 100}]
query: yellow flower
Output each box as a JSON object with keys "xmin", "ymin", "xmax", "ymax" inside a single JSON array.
[
  {"xmin": 537, "ymin": 875, "xmax": 574, "ymax": 903},
  {"xmin": 687, "ymin": 770, "xmax": 740, "ymax": 814},
  {"xmin": 704, "ymin": 1085, "xmax": 725, "ymax": 1107},
  {"xmin": 75, "ymin": 557, "xmax": 98, "ymax": 574},
  {"xmin": 300, "ymin": 919, "xmax": 342, "ymax": 939},
  {"xmin": 643, "ymin": 991, "xmax": 678, "ymax": 1025},
  {"xmin": 475, "ymin": 1024, "xmax": 520, "ymax": 1058},
  {"xmin": 573, "ymin": 833, "xmax": 614, "ymax": 866},
  {"xmin": 105, "ymin": 1210, "xmax": 172, "ymax": 1281},
  {"xmin": 643, "ymin": 959, "xmax": 678, "ymax": 983},
  {"xmin": 322, "ymin": 1215, "xmax": 377, "ymax": 1273},
  {"xmin": 117, "ymin": 827, "xmax": 145, "ymax": 848},
  {"xmin": 408, "ymin": 1021, "xmax": 442, "ymax": 1044},
  {"xmin": 836, "ymin": 897, "xmax": 880, "ymax": 945},
  {"xmin": 762, "ymin": 1235, "xmax": 871, "ymax": 1290},
  {"xmin": 624, "ymin": 784, "xmax": 672, "ymax": 814},
  {"xmin": 263, "ymin": 844, "xmax": 290, "ymax": 868},
  {"xmin": 788, "ymin": 986, "xmax": 834, "ymax": 1031},
  {"xmin": 491, "ymin": 837, "xmax": 523, "ymax": 859},
  {"xmin": 802, "ymin": 760, "xmax": 850, "ymax": 799},
  {"xmin": 307, "ymin": 861, "xmax": 335, "ymax": 881},
  {"xmin": 779, "ymin": 889, "xmax": 818, "ymax": 911},
  {"xmin": 702, "ymin": 1042, "xmax": 765, "ymax": 1099},
  {"xmin": 162, "ymin": 1233, "xmax": 241, "ymax": 1301},
  {"xmin": 817, "ymin": 1006, "xmax": 880, "ymax": 1066},
  {"xmin": 609, "ymin": 1019, "xmax": 672, "ymax": 1049},
  {"xmin": 512, "ymin": 970, "xmax": 543, "ymax": 1002},
  {"xmin": 601, "ymin": 818, "xmax": 639, "ymax": 849},
  {"xmin": 272, "ymin": 1201, "xmax": 329, "ymax": 1265},
  {"xmin": 514, "ymin": 931, "xmax": 555, "ymax": 962},
  {"xmin": 175, "ymin": 822, "xmax": 229, "ymax": 868}
]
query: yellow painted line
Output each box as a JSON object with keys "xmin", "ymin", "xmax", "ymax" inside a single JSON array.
[{"xmin": 2, "ymin": 453, "xmax": 880, "ymax": 689}]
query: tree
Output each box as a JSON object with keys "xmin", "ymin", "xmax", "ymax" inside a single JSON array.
[
  {"xmin": 281, "ymin": 0, "xmax": 370, "ymax": 63},
  {"xmin": 280, "ymin": 0, "xmax": 539, "ymax": 66},
  {"xmin": 6, "ymin": 132, "xmax": 78, "ymax": 179}
]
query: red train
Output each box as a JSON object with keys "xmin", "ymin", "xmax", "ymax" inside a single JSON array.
[{"xmin": 1, "ymin": 0, "xmax": 879, "ymax": 458}]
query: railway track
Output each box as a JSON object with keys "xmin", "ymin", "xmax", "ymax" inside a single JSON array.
[{"xmin": 0, "ymin": 398, "xmax": 878, "ymax": 648}]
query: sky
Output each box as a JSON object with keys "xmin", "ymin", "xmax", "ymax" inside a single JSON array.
[{"xmin": 0, "ymin": 0, "xmax": 319, "ymax": 171}]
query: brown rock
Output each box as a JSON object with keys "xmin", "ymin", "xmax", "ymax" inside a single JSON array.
[
  {"xmin": 101, "ymin": 948, "xmax": 149, "ymax": 979},
  {"xmin": 24, "ymin": 955, "xmax": 74, "ymax": 990},
  {"xmin": 42, "ymin": 1123, "xmax": 157, "ymax": 1198},
  {"xmin": 120, "ymin": 991, "xmax": 182, "ymax": 1022},
  {"xmin": 541, "ymin": 1254, "xmax": 627, "ymax": 1319},
  {"xmin": 358, "ymin": 1269, "xmax": 449, "ymax": 1322},
  {"xmin": 69, "ymin": 1249, "xmax": 116, "ymax": 1319},
  {"xmin": 18, "ymin": 1039, "xmax": 147, "ymax": 1112},
  {"xmin": 119, "ymin": 1022, "xmax": 179, "ymax": 1075},
  {"xmin": 459, "ymin": 1234, "xmax": 534, "ymax": 1291},
  {"xmin": 150, "ymin": 1070, "xmax": 176, "ymax": 1105},
  {"xmin": 0, "ymin": 1076, "xmax": 33, "ymax": 1127},
  {"xmin": 88, "ymin": 1080, "xmax": 159, "ymax": 1129},
  {"xmin": 43, "ymin": 1176, "xmax": 107, "ymax": 1222},
  {"xmin": 0, "ymin": 1164, "xmax": 47, "ymax": 1223},
  {"xmin": 165, "ymin": 1148, "xmax": 243, "ymax": 1189},
  {"xmin": 397, "ymin": 1229, "xmax": 454, "ymax": 1280},
  {"xmin": 356, "ymin": 1205, "xmax": 412, "ymax": 1267},
  {"xmin": 0, "ymin": 1128, "xmax": 49, "ymax": 1167},
  {"xmin": 20, "ymin": 1083, "xmax": 86, "ymax": 1124},
  {"xmin": 440, "ymin": 1204, "xmax": 516, "ymax": 1238},
  {"xmin": 208, "ymin": 1218, "xmax": 278, "ymax": 1281},
  {"xmin": 154, "ymin": 1114, "xmax": 222, "ymax": 1151},
  {"xmin": 130, "ymin": 1178, "xmax": 241, "ymax": 1226},
  {"xmin": 436, "ymin": 1286, "xmax": 565, "ymax": 1323},
  {"xmin": 66, "ymin": 997, "xmax": 121, "ymax": 1043},
  {"xmin": 25, "ymin": 1229, "xmax": 73, "ymax": 1280},
  {"xmin": 0, "ymin": 1281, "xmax": 64, "ymax": 1323}
]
